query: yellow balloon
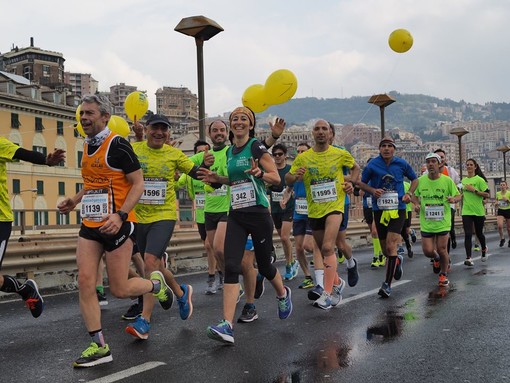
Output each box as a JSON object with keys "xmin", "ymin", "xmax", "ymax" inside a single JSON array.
[
  {"xmin": 388, "ymin": 29, "xmax": 413, "ymax": 53},
  {"xmin": 242, "ymin": 84, "xmax": 268, "ymax": 113},
  {"xmin": 75, "ymin": 104, "xmax": 81, "ymax": 122},
  {"xmin": 124, "ymin": 91, "xmax": 149, "ymax": 121},
  {"xmin": 108, "ymin": 115, "xmax": 130, "ymax": 138},
  {"xmin": 264, "ymin": 69, "xmax": 298, "ymax": 105},
  {"xmin": 76, "ymin": 122, "xmax": 85, "ymax": 137}
]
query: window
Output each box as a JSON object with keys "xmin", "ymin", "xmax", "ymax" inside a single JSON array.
[
  {"xmin": 75, "ymin": 183, "xmax": 84, "ymax": 193},
  {"xmin": 12, "ymin": 179, "xmax": 20, "ymax": 194},
  {"xmin": 57, "ymin": 121, "xmax": 64, "ymax": 135},
  {"xmin": 11, "ymin": 113, "xmax": 20, "ymax": 129},
  {"xmin": 35, "ymin": 117, "xmax": 44, "ymax": 132},
  {"xmin": 77, "ymin": 151, "xmax": 83, "ymax": 168},
  {"xmin": 56, "ymin": 212, "xmax": 70, "ymax": 225},
  {"xmin": 35, "ymin": 211, "xmax": 48, "ymax": 226},
  {"xmin": 58, "ymin": 182, "xmax": 65, "ymax": 195},
  {"xmin": 33, "ymin": 146, "xmax": 47, "ymax": 156},
  {"xmin": 23, "ymin": 64, "xmax": 32, "ymax": 80},
  {"xmin": 36, "ymin": 180, "xmax": 44, "ymax": 195},
  {"xmin": 42, "ymin": 65, "xmax": 50, "ymax": 77}
]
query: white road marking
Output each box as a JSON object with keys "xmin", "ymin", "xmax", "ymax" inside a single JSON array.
[
  {"xmin": 339, "ymin": 279, "xmax": 412, "ymax": 305},
  {"xmin": 86, "ymin": 361, "xmax": 166, "ymax": 383}
]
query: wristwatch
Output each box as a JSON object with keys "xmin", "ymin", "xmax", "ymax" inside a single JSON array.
[{"xmin": 116, "ymin": 210, "xmax": 128, "ymax": 222}]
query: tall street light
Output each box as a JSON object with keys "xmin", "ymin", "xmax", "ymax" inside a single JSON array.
[
  {"xmin": 450, "ymin": 127, "xmax": 469, "ymax": 180},
  {"xmin": 497, "ymin": 145, "xmax": 510, "ymax": 181},
  {"xmin": 368, "ymin": 94, "xmax": 396, "ymax": 139},
  {"xmin": 175, "ymin": 16, "xmax": 224, "ymax": 141}
]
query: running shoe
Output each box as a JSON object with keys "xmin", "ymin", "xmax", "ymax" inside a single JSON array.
[
  {"xmin": 125, "ymin": 316, "xmax": 150, "ymax": 340},
  {"xmin": 347, "ymin": 258, "xmax": 359, "ymax": 287},
  {"xmin": 371, "ymin": 256, "xmax": 380, "ymax": 268},
  {"xmin": 313, "ymin": 291, "xmax": 332, "ymax": 310},
  {"xmin": 394, "ymin": 255, "xmax": 403, "ymax": 280},
  {"xmin": 122, "ymin": 303, "xmax": 142, "ymax": 320},
  {"xmin": 438, "ymin": 273, "xmax": 449, "ymax": 287},
  {"xmin": 451, "ymin": 239, "xmax": 457, "ymax": 249},
  {"xmin": 216, "ymin": 273, "xmax": 224, "ymax": 290},
  {"xmin": 150, "ymin": 271, "xmax": 173, "ymax": 310},
  {"xmin": 307, "ymin": 284, "xmax": 324, "ymax": 301},
  {"xmin": 291, "ymin": 260, "xmax": 299, "ymax": 280},
  {"xmin": 406, "ymin": 245, "xmax": 414, "ymax": 259},
  {"xmin": 237, "ymin": 304, "xmax": 258, "ymax": 323},
  {"xmin": 337, "ymin": 248, "xmax": 346, "ymax": 264},
  {"xmin": 283, "ymin": 264, "xmax": 292, "ymax": 280},
  {"xmin": 410, "ymin": 229, "xmax": 417, "ymax": 243},
  {"xmin": 378, "ymin": 282, "xmax": 391, "ymax": 298},
  {"xmin": 464, "ymin": 258, "xmax": 474, "ymax": 267},
  {"xmin": 298, "ymin": 277, "xmax": 314, "ymax": 289},
  {"xmin": 378, "ymin": 254, "xmax": 386, "ymax": 267},
  {"xmin": 277, "ymin": 286, "xmax": 293, "ymax": 319},
  {"xmin": 254, "ymin": 274, "xmax": 265, "ymax": 299},
  {"xmin": 205, "ymin": 275, "xmax": 216, "ymax": 295},
  {"xmin": 97, "ymin": 290, "xmax": 108, "ymax": 306},
  {"xmin": 397, "ymin": 245, "xmax": 405, "ymax": 256},
  {"xmin": 432, "ymin": 258, "xmax": 441, "ymax": 274},
  {"xmin": 330, "ymin": 279, "xmax": 346, "ymax": 307},
  {"xmin": 500, "ymin": 239, "xmax": 506, "ymax": 248},
  {"xmin": 481, "ymin": 247, "xmax": 488, "ymax": 262},
  {"xmin": 237, "ymin": 284, "xmax": 245, "ymax": 303},
  {"xmin": 73, "ymin": 342, "xmax": 112, "ymax": 368},
  {"xmin": 177, "ymin": 284, "xmax": 193, "ymax": 320},
  {"xmin": 474, "ymin": 244, "xmax": 480, "ymax": 252},
  {"xmin": 207, "ymin": 320, "xmax": 234, "ymax": 344},
  {"xmin": 22, "ymin": 279, "xmax": 44, "ymax": 318},
  {"xmin": 270, "ymin": 245, "xmax": 277, "ymax": 264},
  {"xmin": 162, "ymin": 251, "xmax": 169, "ymax": 269}
]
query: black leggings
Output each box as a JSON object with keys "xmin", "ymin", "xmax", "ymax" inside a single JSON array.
[
  {"xmin": 0, "ymin": 221, "xmax": 12, "ymax": 270},
  {"xmin": 462, "ymin": 215, "xmax": 486, "ymax": 258},
  {"xmin": 223, "ymin": 209, "xmax": 277, "ymax": 284}
]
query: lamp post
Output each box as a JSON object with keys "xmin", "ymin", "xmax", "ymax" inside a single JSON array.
[
  {"xmin": 175, "ymin": 15, "xmax": 223, "ymax": 141},
  {"xmin": 449, "ymin": 127, "xmax": 469, "ymax": 180},
  {"xmin": 497, "ymin": 145, "xmax": 510, "ymax": 181},
  {"xmin": 368, "ymin": 94, "xmax": 396, "ymax": 139}
]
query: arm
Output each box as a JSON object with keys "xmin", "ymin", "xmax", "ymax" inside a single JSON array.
[
  {"xmin": 403, "ymin": 178, "xmax": 419, "ymax": 203},
  {"xmin": 249, "ymin": 153, "xmax": 280, "ymax": 186},
  {"xmin": 262, "ymin": 117, "xmax": 286, "ymax": 148},
  {"xmin": 14, "ymin": 147, "xmax": 66, "ymax": 166},
  {"xmin": 344, "ymin": 162, "xmax": 360, "ymax": 194},
  {"xmin": 57, "ymin": 188, "xmax": 86, "ymax": 214}
]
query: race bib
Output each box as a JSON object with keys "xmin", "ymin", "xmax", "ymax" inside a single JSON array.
[
  {"xmin": 231, "ymin": 180, "xmax": 256, "ymax": 209},
  {"xmin": 425, "ymin": 204, "xmax": 444, "ymax": 220},
  {"xmin": 210, "ymin": 184, "xmax": 228, "ymax": 196},
  {"xmin": 377, "ymin": 192, "xmax": 399, "ymax": 210},
  {"xmin": 366, "ymin": 196, "xmax": 373, "ymax": 209},
  {"xmin": 81, "ymin": 189, "xmax": 110, "ymax": 221},
  {"xmin": 311, "ymin": 181, "xmax": 337, "ymax": 203},
  {"xmin": 499, "ymin": 200, "xmax": 509, "ymax": 208},
  {"xmin": 140, "ymin": 177, "xmax": 167, "ymax": 205},
  {"xmin": 271, "ymin": 191, "xmax": 284, "ymax": 202},
  {"xmin": 295, "ymin": 197, "xmax": 308, "ymax": 215},
  {"xmin": 195, "ymin": 192, "xmax": 205, "ymax": 209}
]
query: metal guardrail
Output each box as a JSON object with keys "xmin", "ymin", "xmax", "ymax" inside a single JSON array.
[{"xmin": 3, "ymin": 217, "xmax": 497, "ymax": 283}]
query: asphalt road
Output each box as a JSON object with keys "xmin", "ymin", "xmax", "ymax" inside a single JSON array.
[{"xmin": 1, "ymin": 231, "xmax": 509, "ymax": 383}]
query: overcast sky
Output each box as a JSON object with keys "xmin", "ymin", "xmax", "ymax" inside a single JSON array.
[{"xmin": 1, "ymin": 0, "xmax": 509, "ymax": 116}]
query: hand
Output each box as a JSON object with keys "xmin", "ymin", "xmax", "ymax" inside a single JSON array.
[
  {"xmin": 464, "ymin": 184, "xmax": 476, "ymax": 193},
  {"xmin": 57, "ymin": 198, "xmax": 75, "ymax": 214},
  {"xmin": 294, "ymin": 167, "xmax": 306, "ymax": 181},
  {"xmin": 342, "ymin": 181, "xmax": 354, "ymax": 194},
  {"xmin": 372, "ymin": 188, "xmax": 384, "ymax": 198},
  {"xmin": 46, "ymin": 149, "xmax": 66, "ymax": 166},
  {"xmin": 98, "ymin": 213, "xmax": 123, "ymax": 235},
  {"xmin": 244, "ymin": 158, "xmax": 263, "ymax": 178},
  {"xmin": 203, "ymin": 149, "xmax": 215, "ymax": 167},
  {"xmin": 197, "ymin": 168, "xmax": 219, "ymax": 184},
  {"xmin": 132, "ymin": 121, "xmax": 144, "ymax": 141},
  {"xmin": 414, "ymin": 204, "xmax": 421, "ymax": 214},
  {"xmin": 269, "ymin": 117, "xmax": 286, "ymax": 139},
  {"xmin": 402, "ymin": 193, "xmax": 411, "ymax": 203}
]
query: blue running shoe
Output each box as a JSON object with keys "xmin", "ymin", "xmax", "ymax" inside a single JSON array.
[
  {"xmin": 284, "ymin": 264, "xmax": 293, "ymax": 280},
  {"xmin": 177, "ymin": 284, "xmax": 193, "ymax": 320},
  {"xmin": 394, "ymin": 255, "xmax": 403, "ymax": 280},
  {"xmin": 397, "ymin": 245, "xmax": 405, "ymax": 256},
  {"xmin": 125, "ymin": 316, "xmax": 150, "ymax": 340},
  {"xmin": 207, "ymin": 320, "xmax": 234, "ymax": 344},
  {"xmin": 378, "ymin": 282, "xmax": 391, "ymax": 298},
  {"xmin": 347, "ymin": 258, "xmax": 359, "ymax": 287},
  {"xmin": 23, "ymin": 279, "xmax": 44, "ymax": 318},
  {"xmin": 307, "ymin": 284, "xmax": 324, "ymax": 301},
  {"xmin": 278, "ymin": 286, "xmax": 293, "ymax": 320}
]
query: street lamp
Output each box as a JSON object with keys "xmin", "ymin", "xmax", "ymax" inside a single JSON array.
[
  {"xmin": 175, "ymin": 15, "xmax": 224, "ymax": 141},
  {"xmin": 450, "ymin": 127, "xmax": 469, "ymax": 180},
  {"xmin": 368, "ymin": 94, "xmax": 396, "ymax": 139},
  {"xmin": 497, "ymin": 145, "xmax": 510, "ymax": 181}
]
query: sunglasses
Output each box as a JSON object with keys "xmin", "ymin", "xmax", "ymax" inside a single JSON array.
[{"xmin": 273, "ymin": 152, "xmax": 284, "ymax": 157}]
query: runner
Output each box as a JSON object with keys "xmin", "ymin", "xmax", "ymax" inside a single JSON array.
[
  {"xmin": 286, "ymin": 119, "xmax": 360, "ymax": 309},
  {"xmin": 357, "ymin": 137, "xmax": 418, "ymax": 298},
  {"xmin": 199, "ymin": 107, "xmax": 292, "ymax": 344},
  {"xmin": 125, "ymin": 115, "xmax": 214, "ymax": 340},
  {"xmin": 460, "ymin": 158, "xmax": 490, "ymax": 266},
  {"xmin": 495, "ymin": 180, "xmax": 510, "ymax": 247},
  {"xmin": 411, "ymin": 153, "xmax": 461, "ymax": 286}
]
